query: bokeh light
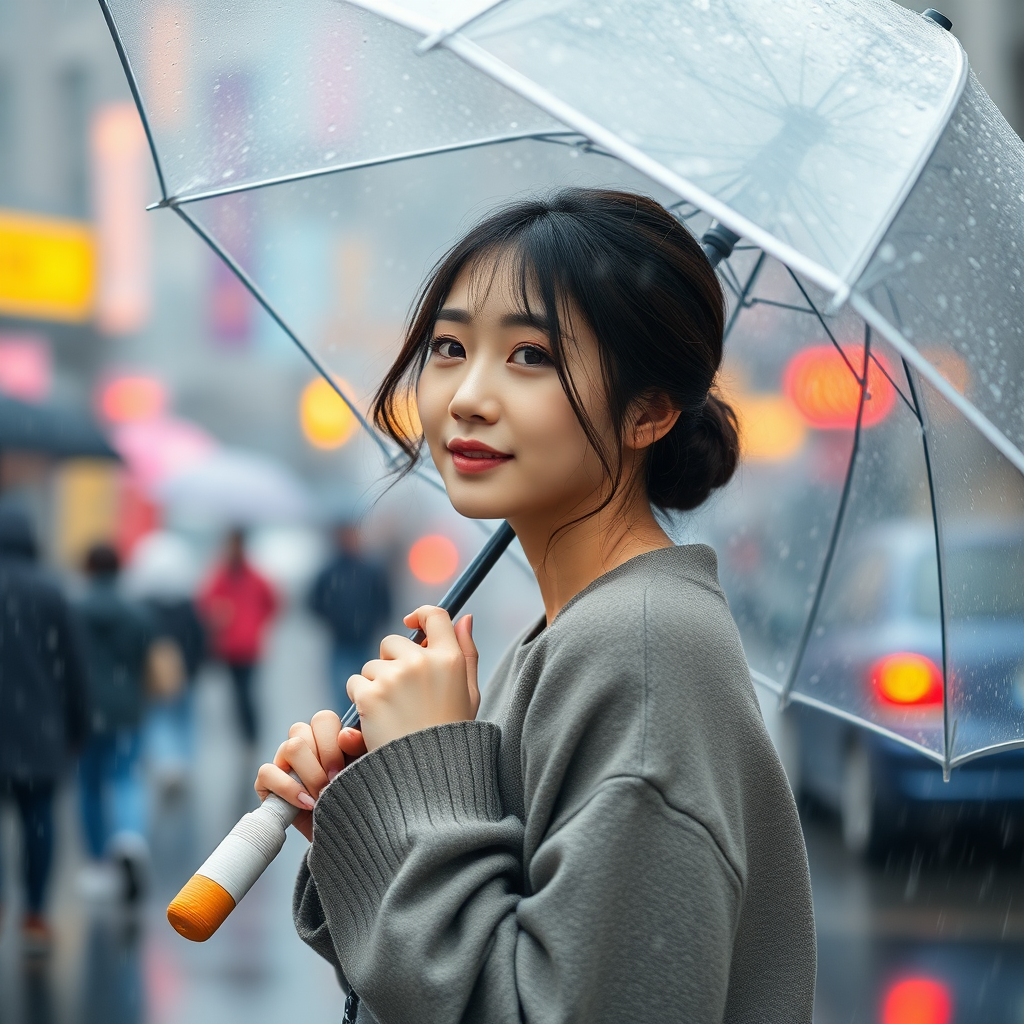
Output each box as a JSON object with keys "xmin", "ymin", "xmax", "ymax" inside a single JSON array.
[
  {"xmin": 783, "ymin": 345, "xmax": 896, "ymax": 430},
  {"xmin": 300, "ymin": 376, "xmax": 358, "ymax": 449},
  {"xmin": 390, "ymin": 388, "xmax": 422, "ymax": 443},
  {"xmin": 881, "ymin": 976, "xmax": 953, "ymax": 1024},
  {"xmin": 871, "ymin": 653, "xmax": 943, "ymax": 707},
  {"xmin": 97, "ymin": 374, "xmax": 168, "ymax": 423},
  {"xmin": 408, "ymin": 534, "xmax": 459, "ymax": 585},
  {"xmin": 733, "ymin": 393, "xmax": 806, "ymax": 462}
]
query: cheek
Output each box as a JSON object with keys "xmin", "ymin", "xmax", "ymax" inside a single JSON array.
[
  {"xmin": 509, "ymin": 380, "xmax": 599, "ymax": 474},
  {"xmin": 416, "ymin": 368, "xmax": 451, "ymax": 444}
]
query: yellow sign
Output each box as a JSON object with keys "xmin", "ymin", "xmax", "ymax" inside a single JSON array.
[{"xmin": 0, "ymin": 209, "xmax": 95, "ymax": 322}]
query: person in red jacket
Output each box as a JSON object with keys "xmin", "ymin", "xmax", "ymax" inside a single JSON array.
[{"xmin": 198, "ymin": 528, "xmax": 277, "ymax": 751}]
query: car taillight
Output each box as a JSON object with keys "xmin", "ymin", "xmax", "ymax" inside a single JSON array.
[
  {"xmin": 881, "ymin": 976, "xmax": 953, "ymax": 1024},
  {"xmin": 870, "ymin": 653, "xmax": 943, "ymax": 707}
]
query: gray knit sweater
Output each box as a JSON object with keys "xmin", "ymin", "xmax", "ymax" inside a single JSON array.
[{"xmin": 293, "ymin": 544, "xmax": 816, "ymax": 1023}]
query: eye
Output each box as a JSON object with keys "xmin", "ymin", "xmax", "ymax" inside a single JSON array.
[
  {"xmin": 430, "ymin": 337, "xmax": 466, "ymax": 359},
  {"xmin": 510, "ymin": 344, "xmax": 551, "ymax": 367}
]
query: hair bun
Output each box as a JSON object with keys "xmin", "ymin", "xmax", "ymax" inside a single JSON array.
[{"xmin": 647, "ymin": 393, "xmax": 740, "ymax": 511}]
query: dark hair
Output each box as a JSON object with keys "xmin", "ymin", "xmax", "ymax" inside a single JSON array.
[
  {"xmin": 84, "ymin": 542, "xmax": 120, "ymax": 577},
  {"xmin": 373, "ymin": 188, "xmax": 739, "ymax": 513}
]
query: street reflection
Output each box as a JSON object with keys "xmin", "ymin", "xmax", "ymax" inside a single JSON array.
[{"xmin": 810, "ymin": 810, "xmax": 1024, "ymax": 1024}]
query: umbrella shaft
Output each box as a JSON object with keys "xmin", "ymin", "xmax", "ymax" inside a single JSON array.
[{"xmin": 340, "ymin": 521, "xmax": 516, "ymax": 728}]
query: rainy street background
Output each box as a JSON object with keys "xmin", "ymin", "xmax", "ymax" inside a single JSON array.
[{"xmin": 3, "ymin": 1, "xmax": 1024, "ymax": 1023}]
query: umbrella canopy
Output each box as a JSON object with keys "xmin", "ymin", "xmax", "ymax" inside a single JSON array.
[
  {"xmin": 99, "ymin": 0, "xmax": 1024, "ymax": 773},
  {"xmin": 0, "ymin": 394, "xmax": 118, "ymax": 460},
  {"xmin": 155, "ymin": 447, "xmax": 314, "ymax": 525}
]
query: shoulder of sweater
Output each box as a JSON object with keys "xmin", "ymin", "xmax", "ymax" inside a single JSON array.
[
  {"xmin": 543, "ymin": 543, "xmax": 736, "ymax": 663},
  {"xmin": 521, "ymin": 543, "xmax": 759, "ymax": 760}
]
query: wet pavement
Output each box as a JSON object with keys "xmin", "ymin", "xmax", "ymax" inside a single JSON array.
[{"xmin": 2, "ymin": 610, "xmax": 1024, "ymax": 1024}]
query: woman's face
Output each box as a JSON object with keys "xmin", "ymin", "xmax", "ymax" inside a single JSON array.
[{"xmin": 416, "ymin": 259, "xmax": 614, "ymax": 528}]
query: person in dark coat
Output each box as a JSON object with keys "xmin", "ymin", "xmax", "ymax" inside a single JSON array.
[
  {"xmin": 0, "ymin": 501, "xmax": 89, "ymax": 952},
  {"xmin": 307, "ymin": 522, "xmax": 392, "ymax": 716},
  {"xmin": 75, "ymin": 543, "xmax": 154, "ymax": 902},
  {"xmin": 123, "ymin": 531, "xmax": 207, "ymax": 794}
]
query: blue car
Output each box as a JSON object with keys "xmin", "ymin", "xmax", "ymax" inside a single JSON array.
[{"xmin": 787, "ymin": 521, "xmax": 1024, "ymax": 859}]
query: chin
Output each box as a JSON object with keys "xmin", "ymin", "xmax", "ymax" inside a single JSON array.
[{"xmin": 446, "ymin": 489, "xmax": 515, "ymax": 522}]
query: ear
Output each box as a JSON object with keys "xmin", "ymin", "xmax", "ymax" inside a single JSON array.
[{"xmin": 626, "ymin": 393, "xmax": 681, "ymax": 452}]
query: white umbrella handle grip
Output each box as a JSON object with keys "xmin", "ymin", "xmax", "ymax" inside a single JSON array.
[{"xmin": 167, "ymin": 792, "xmax": 298, "ymax": 941}]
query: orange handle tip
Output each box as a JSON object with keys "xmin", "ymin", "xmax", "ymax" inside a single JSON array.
[{"xmin": 167, "ymin": 874, "xmax": 236, "ymax": 942}]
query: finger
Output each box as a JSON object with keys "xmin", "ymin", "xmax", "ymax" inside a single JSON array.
[
  {"xmin": 338, "ymin": 727, "xmax": 368, "ymax": 762},
  {"xmin": 378, "ymin": 634, "xmax": 423, "ymax": 661},
  {"xmin": 454, "ymin": 614, "xmax": 480, "ymax": 711},
  {"xmin": 346, "ymin": 673, "xmax": 366, "ymax": 705},
  {"xmin": 310, "ymin": 709, "xmax": 345, "ymax": 781},
  {"xmin": 360, "ymin": 657, "xmax": 389, "ymax": 679},
  {"xmin": 417, "ymin": 605, "xmax": 461, "ymax": 653},
  {"xmin": 288, "ymin": 720, "xmax": 316, "ymax": 748},
  {"xmin": 255, "ymin": 762, "xmax": 317, "ymax": 812},
  {"xmin": 274, "ymin": 735, "xmax": 330, "ymax": 800}
]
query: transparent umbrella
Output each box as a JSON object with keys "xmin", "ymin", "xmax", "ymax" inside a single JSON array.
[{"xmin": 98, "ymin": 0, "xmax": 1024, "ymax": 776}]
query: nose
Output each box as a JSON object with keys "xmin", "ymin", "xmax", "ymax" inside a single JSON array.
[{"xmin": 448, "ymin": 357, "xmax": 500, "ymax": 424}]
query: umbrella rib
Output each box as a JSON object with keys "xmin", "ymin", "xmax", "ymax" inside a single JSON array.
[
  {"xmin": 723, "ymin": 252, "xmax": 766, "ymax": 341},
  {"xmin": 149, "ymin": 131, "xmax": 582, "ymax": 209},
  {"xmin": 785, "ymin": 269, "xmax": 863, "ymax": 384},
  {"xmin": 170, "ymin": 204, "xmax": 446, "ymax": 497},
  {"xmin": 868, "ymin": 351, "xmax": 919, "ymax": 421},
  {"xmin": 415, "ymin": 0, "xmax": 512, "ymax": 53},
  {"xmin": 718, "ymin": 262, "xmax": 745, "ymax": 300},
  {"xmin": 745, "ymin": 297, "xmax": 818, "ymax": 315},
  {"xmin": 780, "ymin": 327, "xmax": 872, "ymax": 708},
  {"xmin": 766, "ymin": 675, "xmax": 947, "ymax": 769},
  {"xmin": 903, "ymin": 359, "xmax": 953, "ymax": 778},
  {"xmin": 97, "ymin": 0, "xmax": 169, "ymax": 201},
  {"xmin": 851, "ymin": 294, "xmax": 1024, "ymax": 478}
]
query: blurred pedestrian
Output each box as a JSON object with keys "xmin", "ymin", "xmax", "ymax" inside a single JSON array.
[
  {"xmin": 307, "ymin": 521, "xmax": 391, "ymax": 716},
  {"xmin": 124, "ymin": 532, "xmax": 206, "ymax": 797},
  {"xmin": 75, "ymin": 543, "xmax": 155, "ymax": 903},
  {"xmin": 0, "ymin": 502, "xmax": 88, "ymax": 953},
  {"xmin": 197, "ymin": 528, "xmax": 277, "ymax": 752}
]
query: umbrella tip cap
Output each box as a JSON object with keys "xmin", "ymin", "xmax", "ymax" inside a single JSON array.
[{"xmin": 922, "ymin": 9, "xmax": 953, "ymax": 31}]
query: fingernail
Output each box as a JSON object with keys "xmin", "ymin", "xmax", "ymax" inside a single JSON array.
[
  {"xmin": 297, "ymin": 792, "xmax": 315, "ymax": 809},
  {"xmin": 327, "ymin": 768, "xmax": 339, "ymax": 782}
]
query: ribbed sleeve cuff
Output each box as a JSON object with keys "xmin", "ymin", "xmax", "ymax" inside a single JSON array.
[{"xmin": 308, "ymin": 720, "xmax": 503, "ymax": 927}]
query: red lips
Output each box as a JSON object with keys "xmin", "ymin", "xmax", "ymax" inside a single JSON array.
[{"xmin": 446, "ymin": 437, "xmax": 513, "ymax": 474}]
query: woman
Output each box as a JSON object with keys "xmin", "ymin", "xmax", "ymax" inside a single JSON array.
[{"xmin": 257, "ymin": 190, "xmax": 815, "ymax": 1022}]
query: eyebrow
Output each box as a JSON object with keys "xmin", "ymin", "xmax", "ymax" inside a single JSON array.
[{"xmin": 434, "ymin": 307, "xmax": 551, "ymax": 333}]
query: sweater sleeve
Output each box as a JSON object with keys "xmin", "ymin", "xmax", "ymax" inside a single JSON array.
[{"xmin": 299, "ymin": 720, "xmax": 741, "ymax": 1024}]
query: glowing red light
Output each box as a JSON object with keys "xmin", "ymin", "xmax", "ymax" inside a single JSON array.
[
  {"xmin": 881, "ymin": 976, "xmax": 953, "ymax": 1024},
  {"xmin": 408, "ymin": 535, "xmax": 459, "ymax": 585},
  {"xmin": 870, "ymin": 653, "xmax": 944, "ymax": 708},
  {"xmin": 783, "ymin": 346, "xmax": 896, "ymax": 430}
]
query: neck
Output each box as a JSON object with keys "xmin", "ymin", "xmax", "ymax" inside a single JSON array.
[{"xmin": 510, "ymin": 485, "xmax": 673, "ymax": 624}]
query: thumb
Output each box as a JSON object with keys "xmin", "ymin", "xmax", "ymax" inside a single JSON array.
[{"xmin": 454, "ymin": 614, "xmax": 480, "ymax": 714}]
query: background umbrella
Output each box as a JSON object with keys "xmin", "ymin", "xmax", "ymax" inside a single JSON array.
[
  {"xmin": 155, "ymin": 447, "xmax": 314, "ymax": 525},
  {"xmin": 97, "ymin": 0, "xmax": 1024, "ymax": 777},
  {"xmin": 0, "ymin": 394, "xmax": 118, "ymax": 460}
]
